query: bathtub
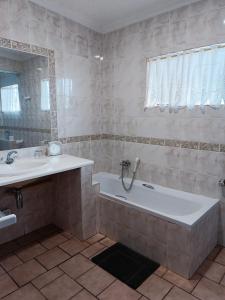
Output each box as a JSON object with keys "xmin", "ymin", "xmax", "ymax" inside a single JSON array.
[
  {"xmin": 93, "ymin": 172, "xmax": 219, "ymax": 228},
  {"xmin": 93, "ymin": 172, "xmax": 219, "ymax": 278}
]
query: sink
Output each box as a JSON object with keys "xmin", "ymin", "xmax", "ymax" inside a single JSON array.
[{"xmin": 0, "ymin": 158, "xmax": 49, "ymax": 177}]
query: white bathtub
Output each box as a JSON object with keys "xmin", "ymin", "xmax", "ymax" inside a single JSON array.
[{"xmin": 93, "ymin": 172, "xmax": 219, "ymax": 227}]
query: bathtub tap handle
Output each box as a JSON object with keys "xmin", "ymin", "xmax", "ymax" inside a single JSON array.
[
  {"xmin": 120, "ymin": 160, "xmax": 131, "ymax": 168},
  {"xmin": 219, "ymin": 179, "xmax": 225, "ymax": 187}
]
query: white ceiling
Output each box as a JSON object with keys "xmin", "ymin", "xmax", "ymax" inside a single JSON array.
[{"xmin": 31, "ymin": 0, "xmax": 200, "ymax": 33}]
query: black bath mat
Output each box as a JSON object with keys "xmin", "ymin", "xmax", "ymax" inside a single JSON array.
[{"xmin": 91, "ymin": 242, "xmax": 160, "ymax": 289}]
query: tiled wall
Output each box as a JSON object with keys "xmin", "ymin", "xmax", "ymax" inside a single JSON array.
[
  {"xmin": 101, "ymin": 0, "xmax": 225, "ymax": 200},
  {"xmin": 0, "ymin": 0, "xmax": 103, "ymax": 139}
]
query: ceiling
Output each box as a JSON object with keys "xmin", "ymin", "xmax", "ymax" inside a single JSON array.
[{"xmin": 31, "ymin": 0, "xmax": 200, "ymax": 33}]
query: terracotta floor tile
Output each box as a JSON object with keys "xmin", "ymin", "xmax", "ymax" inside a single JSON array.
[
  {"xmin": 9, "ymin": 259, "xmax": 46, "ymax": 286},
  {"xmin": 87, "ymin": 233, "xmax": 105, "ymax": 244},
  {"xmin": 62, "ymin": 231, "xmax": 74, "ymax": 239},
  {"xmin": 0, "ymin": 254, "xmax": 23, "ymax": 271},
  {"xmin": 71, "ymin": 289, "xmax": 97, "ymax": 299},
  {"xmin": 99, "ymin": 280, "xmax": 141, "ymax": 300},
  {"xmin": 16, "ymin": 243, "xmax": 46, "ymax": 262},
  {"xmin": 41, "ymin": 233, "xmax": 68, "ymax": 249},
  {"xmin": 59, "ymin": 238, "xmax": 89, "ymax": 256},
  {"xmin": 81, "ymin": 242, "xmax": 105, "ymax": 258},
  {"xmin": 59, "ymin": 254, "xmax": 94, "ymax": 279},
  {"xmin": 154, "ymin": 265, "xmax": 168, "ymax": 277},
  {"xmin": 32, "ymin": 267, "xmax": 64, "ymax": 289},
  {"xmin": 221, "ymin": 274, "xmax": 225, "ymax": 287},
  {"xmin": 41, "ymin": 274, "xmax": 82, "ymax": 300},
  {"xmin": 208, "ymin": 246, "xmax": 223, "ymax": 261},
  {"xmin": 192, "ymin": 277, "xmax": 225, "ymax": 300},
  {"xmin": 137, "ymin": 274, "xmax": 172, "ymax": 300},
  {"xmin": 3, "ymin": 283, "xmax": 45, "ymax": 300},
  {"xmin": 100, "ymin": 237, "xmax": 116, "ymax": 247},
  {"xmin": 164, "ymin": 286, "xmax": 198, "ymax": 300},
  {"xmin": 77, "ymin": 266, "xmax": 115, "ymax": 296},
  {"xmin": 197, "ymin": 259, "xmax": 225, "ymax": 283},
  {"xmin": 163, "ymin": 270, "xmax": 201, "ymax": 293},
  {"xmin": 0, "ymin": 265, "xmax": 5, "ymax": 276},
  {"xmin": 0, "ymin": 274, "xmax": 18, "ymax": 298},
  {"xmin": 215, "ymin": 248, "xmax": 225, "ymax": 265},
  {"xmin": 36, "ymin": 247, "xmax": 70, "ymax": 270}
]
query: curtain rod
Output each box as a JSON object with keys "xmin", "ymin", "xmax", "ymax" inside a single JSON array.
[{"xmin": 146, "ymin": 43, "xmax": 225, "ymax": 62}]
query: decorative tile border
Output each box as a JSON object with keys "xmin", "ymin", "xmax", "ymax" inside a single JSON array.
[
  {"xmin": 0, "ymin": 36, "xmax": 58, "ymax": 142},
  {"xmin": 60, "ymin": 134, "xmax": 225, "ymax": 153}
]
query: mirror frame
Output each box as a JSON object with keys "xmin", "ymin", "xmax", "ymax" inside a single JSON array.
[{"xmin": 0, "ymin": 36, "xmax": 58, "ymax": 149}]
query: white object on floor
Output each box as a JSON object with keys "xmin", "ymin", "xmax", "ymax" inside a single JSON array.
[{"xmin": 0, "ymin": 210, "xmax": 17, "ymax": 229}]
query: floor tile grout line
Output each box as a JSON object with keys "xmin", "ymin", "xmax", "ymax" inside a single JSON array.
[
  {"xmin": 59, "ymin": 262, "xmax": 96, "ymax": 282},
  {"xmin": 2, "ymin": 230, "xmax": 225, "ymax": 299},
  {"xmin": 161, "ymin": 284, "xmax": 174, "ymax": 300},
  {"xmin": 160, "ymin": 272, "xmax": 201, "ymax": 295},
  {"xmin": 30, "ymin": 281, "xmax": 48, "ymax": 299},
  {"xmin": 0, "ymin": 270, "xmax": 19, "ymax": 299},
  {"xmin": 58, "ymin": 240, "xmax": 91, "ymax": 255},
  {"xmin": 32, "ymin": 267, "xmax": 65, "ymax": 290}
]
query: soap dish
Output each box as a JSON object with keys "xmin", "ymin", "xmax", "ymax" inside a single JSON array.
[{"xmin": 0, "ymin": 210, "xmax": 17, "ymax": 229}]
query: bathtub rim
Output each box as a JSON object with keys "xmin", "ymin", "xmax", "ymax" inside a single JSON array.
[{"xmin": 93, "ymin": 172, "xmax": 219, "ymax": 228}]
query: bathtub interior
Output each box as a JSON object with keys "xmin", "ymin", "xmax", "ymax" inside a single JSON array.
[{"xmin": 93, "ymin": 172, "xmax": 219, "ymax": 227}]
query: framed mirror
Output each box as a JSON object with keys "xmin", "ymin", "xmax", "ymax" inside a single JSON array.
[{"xmin": 0, "ymin": 37, "xmax": 57, "ymax": 151}]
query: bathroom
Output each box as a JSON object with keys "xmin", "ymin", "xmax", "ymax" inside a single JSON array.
[{"xmin": 0, "ymin": 0, "xmax": 225, "ymax": 299}]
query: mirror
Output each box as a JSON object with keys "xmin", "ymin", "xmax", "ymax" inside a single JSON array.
[{"xmin": 0, "ymin": 45, "xmax": 54, "ymax": 151}]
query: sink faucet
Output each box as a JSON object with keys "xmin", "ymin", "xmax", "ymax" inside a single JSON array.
[{"xmin": 6, "ymin": 151, "xmax": 18, "ymax": 164}]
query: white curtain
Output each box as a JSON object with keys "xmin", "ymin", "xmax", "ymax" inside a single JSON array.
[
  {"xmin": 145, "ymin": 45, "xmax": 225, "ymax": 112},
  {"xmin": 0, "ymin": 84, "xmax": 20, "ymax": 113},
  {"xmin": 41, "ymin": 79, "xmax": 50, "ymax": 111}
]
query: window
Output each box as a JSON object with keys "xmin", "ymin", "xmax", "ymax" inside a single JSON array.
[
  {"xmin": 0, "ymin": 84, "xmax": 20, "ymax": 113},
  {"xmin": 145, "ymin": 44, "xmax": 225, "ymax": 112},
  {"xmin": 41, "ymin": 79, "xmax": 50, "ymax": 111}
]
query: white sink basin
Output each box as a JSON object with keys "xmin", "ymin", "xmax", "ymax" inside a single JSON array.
[{"xmin": 0, "ymin": 158, "xmax": 49, "ymax": 177}]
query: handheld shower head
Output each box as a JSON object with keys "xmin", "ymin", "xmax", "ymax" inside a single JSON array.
[{"xmin": 133, "ymin": 157, "xmax": 140, "ymax": 173}]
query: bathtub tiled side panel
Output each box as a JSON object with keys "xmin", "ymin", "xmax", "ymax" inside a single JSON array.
[
  {"xmin": 97, "ymin": 196, "xmax": 219, "ymax": 279},
  {"xmin": 166, "ymin": 223, "xmax": 192, "ymax": 277},
  {"xmin": 189, "ymin": 204, "xmax": 219, "ymax": 276},
  {"xmin": 80, "ymin": 165, "xmax": 97, "ymax": 239}
]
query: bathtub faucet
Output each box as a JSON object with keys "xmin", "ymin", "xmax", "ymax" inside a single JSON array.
[
  {"xmin": 120, "ymin": 157, "xmax": 140, "ymax": 192},
  {"xmin": 120, "ymin": 160, "xmax": 131, "ymax": 168}
]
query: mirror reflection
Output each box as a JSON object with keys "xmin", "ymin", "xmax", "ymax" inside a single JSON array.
[{"xmin": 0, "ymin": 48, "xmax": 50, "ymax": 150}]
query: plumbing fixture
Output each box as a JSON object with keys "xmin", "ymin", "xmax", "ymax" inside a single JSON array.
[
  {"xmin": 142, "ymin": 183, "xmax": 154, "ymax": 190},
  {"xmin": 11, "ymin": 189, "xmax": 23, "ymax": 209},
  {"xmin": 219, "ymin": 179, "xmax": 225, "ymax": 197},
  {"xmin": 5, "ymin": 151, "xmax": 18, "ymax": 164},
  {"xmin": 115, "ymin": 194, "xmax": 127, "ymax": 200},
  {"xmin": 120, "ymin": 157, "xmax": 140, "ymax": 192}
]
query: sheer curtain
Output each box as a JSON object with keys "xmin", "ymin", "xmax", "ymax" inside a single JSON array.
[
  {"xmin": 0, "ymin": 84, "xmax": 20, "ymax": 113},
  {"xmin": 145, "ymin": 44, "xmax": 225, "ymax": 112}
]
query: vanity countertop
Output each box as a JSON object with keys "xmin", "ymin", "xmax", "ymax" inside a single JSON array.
[{"xmin": 0, "ymin": 154, "xmax": 94, "ymax": 187}]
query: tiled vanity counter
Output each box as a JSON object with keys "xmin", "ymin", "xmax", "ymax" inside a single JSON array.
[{"xmin": 0, "ymin": 155, "xmax": 96, "ymax": 244}]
